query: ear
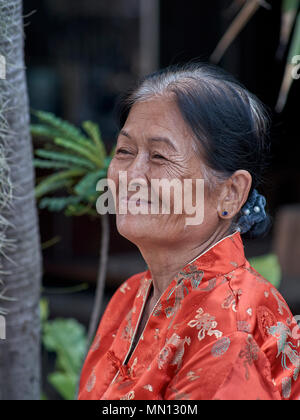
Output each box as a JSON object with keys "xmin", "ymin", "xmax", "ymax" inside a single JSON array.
[{"xmin": 217, "ymin": 170, "xmax": 252, "ymax": 219}]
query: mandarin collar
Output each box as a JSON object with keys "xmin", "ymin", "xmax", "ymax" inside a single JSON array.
[{"xmin": 144, "ymin": 230, "xmax": 246, "ymax": 290}]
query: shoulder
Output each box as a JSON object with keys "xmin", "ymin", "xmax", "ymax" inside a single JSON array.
[
  {"xmin": 212, "ymin": 258, "xmax": 296, "ymax": 339},
  {"xmin": 176, "ymin": 257, "xmax": 295, "ymax": 347},
  {"xmin": 170, "ymin": 263, "xmax": 299, "ymax": 399},
  {"xmin": 231, "ymin": 259, "xmax": 295, "ymax": 336},
  {"xmin": 224, "ymin": 259, "xmax": 300, "ymax": 399}
]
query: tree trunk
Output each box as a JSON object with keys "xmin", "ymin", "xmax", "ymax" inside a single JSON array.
[{"xmin": 0, "ymin": 0, "xmax": 42, "ymax": 400}]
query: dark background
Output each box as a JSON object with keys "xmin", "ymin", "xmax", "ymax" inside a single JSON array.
[{"xmin": 23, "ymin": 0, "xmax": 300, "ymax": 332}]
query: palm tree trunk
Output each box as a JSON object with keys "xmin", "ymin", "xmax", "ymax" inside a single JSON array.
[{"xmin": 0, "ymin": 0, "xmax": 42, "ymax": 400}]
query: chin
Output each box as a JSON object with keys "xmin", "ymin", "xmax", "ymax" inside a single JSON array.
[
  {"xmin": 117, "ymin": 214, "xmax": 179, "ymax": 247},
  {"xmin": 116, "ymin": 214, "xmax": 155, "ymax": 243}
]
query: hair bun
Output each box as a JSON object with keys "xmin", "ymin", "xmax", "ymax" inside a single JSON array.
[{"xmin": 237, "ymin": 189, "xmax": 271, "ymax": 238}]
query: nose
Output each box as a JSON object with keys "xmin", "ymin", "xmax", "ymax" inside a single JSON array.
[
  {"xmin": 126, "ymin": 151, "xmax": 149, "ymax": 182},
  {"xmin": 122, "ymin": 152, "xmax": 150, "ymax": 202}
]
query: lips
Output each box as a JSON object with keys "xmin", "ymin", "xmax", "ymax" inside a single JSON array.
[
  {"xmin": 136, "ymin": 198, "xmax": 152, "ymax": 205},
  {"xmin": 120, "ymin": 196, "xmax": 151, "ymax": 205}
]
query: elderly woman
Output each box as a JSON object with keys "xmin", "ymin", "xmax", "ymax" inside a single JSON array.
[{"xmin": 78, "ymin": 63, "xmax": 300, "ymax": 400}]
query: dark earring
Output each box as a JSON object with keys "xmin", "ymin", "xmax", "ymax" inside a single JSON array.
[{"xmin": 222, "ymin": 211, "xmax": 228, "ymax": 216}]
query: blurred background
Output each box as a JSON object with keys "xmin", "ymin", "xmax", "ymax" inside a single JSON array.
[{"xmin": 22, "ymin": 0, "xmax": 300, "ymax": 399}]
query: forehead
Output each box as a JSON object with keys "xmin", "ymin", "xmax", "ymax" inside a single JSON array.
[{"xmin": 121, "ymin": 96, "xmax": 194, "ymax": 147}]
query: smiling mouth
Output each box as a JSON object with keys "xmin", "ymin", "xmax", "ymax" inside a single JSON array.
[
  {"xmin": 120, "ymin": 197, "xmax": 152, "ymax": 205},
  {"xmin": 136, "ymin": 198, "xmax": 152, "ymax": 205}
]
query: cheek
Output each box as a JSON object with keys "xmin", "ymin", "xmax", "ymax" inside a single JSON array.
[
  {"xmin": 107, "ymin": 161, "xmax": 119, "ymax": 185},
  {"xmin": 203, "ymin": 190, "xmax": 219, "ymax": 224}
]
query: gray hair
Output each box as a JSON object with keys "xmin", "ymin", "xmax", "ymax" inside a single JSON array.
[{"xmin": 118, "ymin": 62, "xmax": 271, "ymax": 238}]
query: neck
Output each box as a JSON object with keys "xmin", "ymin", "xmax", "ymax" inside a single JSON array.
[{"xmin": 138, "ymin": 225, "xmax": 233, "ymax": 304}]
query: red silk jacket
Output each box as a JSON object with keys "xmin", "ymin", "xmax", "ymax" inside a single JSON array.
[{"xmin": 78, "ymin": 231, "xmax": 300, "ymax": 400}]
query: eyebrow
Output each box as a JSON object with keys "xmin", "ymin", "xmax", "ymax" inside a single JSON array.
[{"xmin": 119, "ymin": 129, "xmax": 178, "ymax": 152}]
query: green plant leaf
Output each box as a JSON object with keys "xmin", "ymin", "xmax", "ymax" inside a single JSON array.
[
  {"xmin": 32, "ymin": 110, "xmax": 84, "ymax": 142},
  {"xmin": 82, "ymin": 120, "xmax": 107, "ymax": 161},
  {"xmin": 248, "ymin": 253, "xmax": 281, "ymax": 289},
  {"xmin": 40, "ymin": 392, "xmax": 48, "ymax": 400},
  {"xmin": 47, "ymin": 371, "xmax": 78, "ymax": 400},
  {"xmin": 56, "ymin": 134, "xmax": 98, "ymax": 155},
  {"xmin": 35, "ymin": 178, "xmax": 74, "ymax": 199},
  {"xmin": 42, "ymin": 318, "xmax": 87, "ymax": 376},
  {"xmin": 65, "ymin": 202, "xmax": 97, "ymax": 217},
  {"xmin": 54, "ymin": 137, "xmax": 103, "ymax": 168},
  {"xmin": 74, "ymin": 169, "xmax": 107, "ymax": 199},
  {"xmin": 33, "ymin": 158, "xmax": 76, "ymax": 170},
  {"xmin": 39, "ymin": 196, "xmax": 82, "ymax": 212},
  {"xmin": 41, "ymin": 310, "xmax": 88, "ymax": 399},
  {"xmin": 32, "ymin": 111, "xmax": 101, "ymax": 157},
  {"xmin": 40, "ymin": 298, "xmax": 49, "ymax": 324},
  {"xmin": 35, "ymin": 169, "xmax": 85, "ymax": 198},
  {"xmin": 30, "ymin": 124, "xmax": 62, "ymax": 139},
  {"xmin": 35, "ymin": 149, "xmax": 96, "ymax": 171}
]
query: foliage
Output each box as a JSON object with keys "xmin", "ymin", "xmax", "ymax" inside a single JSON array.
[
  {"xmin": 40, "ymin": 298, "xmax": 87, "ymax": 400},
  {"xmin": 248, "ymin": 253, "xmax": 281, "ymax": 289},
  {"xmin": 211, "ymin": 0, "xmax": 300, "ymax": 112},
  {"xmin": 31, "ymin": 110, "xmax": 113, "ymax": 216},
  {"xmin": 32, "ymin": 111, "xmax": 114, "ymax": 399}
]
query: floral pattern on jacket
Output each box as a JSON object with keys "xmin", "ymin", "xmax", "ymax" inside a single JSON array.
[{"xmin": 78, "ymin": 231, "xmax": 300, "ymax": 400}]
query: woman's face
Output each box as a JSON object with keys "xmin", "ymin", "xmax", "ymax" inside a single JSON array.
[{"xmin": 108, "ymin": 96, "xmax": 221, "ymax": 249}]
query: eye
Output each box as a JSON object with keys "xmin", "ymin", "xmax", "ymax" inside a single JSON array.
[
  {"xmin": 152, "ymin": 153, "xmax": 166, "ymax": 160},
  {"xmin": 116, "ymin": 148, "xmax": 132, "ymax": 155}
]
